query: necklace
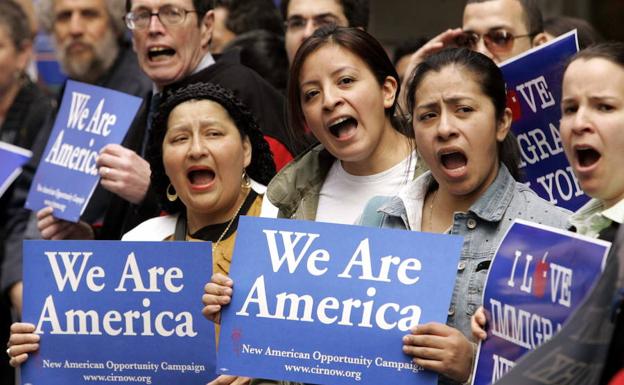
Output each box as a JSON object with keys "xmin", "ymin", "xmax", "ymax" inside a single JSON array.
[
  {"xmin": 212, "ymin": 187, "xmax": 250, "ymax": 253},
  {"xmin": 428, "ymin": 188, "xmax": 438, "ymax": 232}
]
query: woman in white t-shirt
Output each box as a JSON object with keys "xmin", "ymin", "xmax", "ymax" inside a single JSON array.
[
  {"xmin": 265, "ymin": 25, "xmax": 426, "ymax": 225},
  {"xmin": 200, "ymin": 25, "xmax": 425, "ymax": 385}
]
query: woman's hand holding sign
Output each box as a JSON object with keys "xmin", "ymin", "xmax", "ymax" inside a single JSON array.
[
  {"xmin": 471, "ymin": 306, "xmax": 488, "ymax": 341},
  {"xmin": 202, "ymin": 274, "xmax": 250, "ymax": 385},
  {"xmin": 402, "ymin": 322, "xmax": 475, "ymax": 383},
  {"xmin": 202, "ymin": 273, "xmax": 233, "ymax": 323}
]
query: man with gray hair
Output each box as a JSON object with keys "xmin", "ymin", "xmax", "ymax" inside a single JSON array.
[{"xmin": 38, "ymin": 0, "xmax": 150, "ymax": 93}]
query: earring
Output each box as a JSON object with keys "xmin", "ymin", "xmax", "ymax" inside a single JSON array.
[
  {"xmin": 166, "ymin": 183, "xmax": 178, "ymax": 202},
  {"xmin": 241, "ymin": 170, "xmax": 251, "ymax": 189}
]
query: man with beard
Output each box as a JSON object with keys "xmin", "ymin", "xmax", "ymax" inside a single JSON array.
[{"xmin": 0, "ymin": 0, "xmax": 151, "ymax": 318}]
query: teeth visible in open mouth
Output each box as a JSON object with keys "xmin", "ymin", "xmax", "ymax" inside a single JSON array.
[
  {"xmin": 148, "ymin": 47, "xmax": 175, "ymax": 60},
  {"xmin": 330, "ymin": 117, "xmax": 350, "ymax": 126},
  {"xmin": 328, "ymin": 117, "xmax": 358, "ymax": 138},
  {"xmin": 187, "ymin": 170, "xmax": 215, "ymax": 185},
  {"xmin": 440, "ymin": 152, "xmax": 467, "ymax": 170},
  {"xmin": 577, "ymin": 148, "xmax": 600, "ymax": 167}
]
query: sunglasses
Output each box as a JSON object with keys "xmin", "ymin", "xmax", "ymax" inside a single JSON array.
[{"xmin": 455, "ymin": 29, "xmax": 534, "ymax": 54}]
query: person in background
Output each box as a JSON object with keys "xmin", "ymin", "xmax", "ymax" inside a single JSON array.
[
  {"xmin": 544, "ymin": 15, "xmax": 602, "ymax": 50},
  {"xmin": 223, "ymin": 30, "xmax": 289, "ymax": 94},
  {"xmin": 0, "ymin": 2, "xmax": 55, "ymax": 383},
  {"xmin": 459, "ymin": 0, "xmax": 547, "ymax": 63},
  {"xmin": 32, "ymin": 0, "xmax": 294, "ymax": 250},
  {"xmin": 280, "ymin": 0, "xmax": 369, "ymax": 65},
  {"xmin": 361, "ymin": 48, "xmax": 569, "ymax": 384},
  {"xmin": 393, "ymin": 37, "xmax": 429, "ymax": 83},
  {"xmin": 398, "ymin": 0, "xmax": 547, "ymax": 91},
  {"xmin": 13, "ymin": 0, "xmax": 38, "ymax": 80},
  {"xmin": 472, "ymin": 41, "xmax": 624, "ymax": 385},
  {"xmin": 1, "ymin": 0, "xmax": 151, "ymax": 320},
  {"xmin": 210, "ymin": 0, "xmax": 283, "ymax": 54}
]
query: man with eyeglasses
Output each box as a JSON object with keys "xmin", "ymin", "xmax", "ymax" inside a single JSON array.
[
  {"xmin": 460, "ymin": 0, "xmax": 547, "ymax": 64},
  {"xmin": 399, "ymin": 0, "xmax": 548, "ymax": 87},
  {"xmin": 123, "ymin": 0, "xmax": 293, "ymax": 160},
  {"xmin": 7, "ymin": 0, "xmax": 291, "ymax": 253},
  {"xmin": 280, "ymin": 0, "xmax": 369, "ymax": 65}
]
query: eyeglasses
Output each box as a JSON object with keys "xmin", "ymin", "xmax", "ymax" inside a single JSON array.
[
  {"xmin": 455, "ymin": 29, "xmax": 534, "ymax": 54},
  {"xmin": 284, "ymin": 14, "xmax": 342, "ymax": 32},
  {"xmin": 124, "ymin": 5, "xmax": 196, "ymax": 30}
]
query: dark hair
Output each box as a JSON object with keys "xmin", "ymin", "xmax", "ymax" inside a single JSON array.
[
  {"xmin": 150, "ymin": 82, "xmax": 276, "ymax": 214},
  {"xmin": 393, "ymin": 37, "xmax": 429, "ymax": 66},
  {"xmin": 287, "ymin": 26, "xmax": 410, "ymax": 147},
  {"xmin": 224, "ymin": 29, "xmax": 289, "ymax": 93},
  {"xmin": 125, "ymin": 0, "xmax": 213, "ymax": 23},
  {"xmin": 280, "ymin": 0, "xmax": 369, "ymax": 30},
  {"xmin": 544, "ymin": 16, "xmax": 602, "ymax": 50},
  {"xmin": 564, "ymin": 41, "xmax": 624, "ymax": 72},
  {"xmin": 406, "ymin": 48, "xmax": 521, "ymax": 180},
  {"xmin": 0, "ymin": 0, "xmax": 31, "ymax": 49},
  {"xmin": 465, "ymin": 0, "xmax": 543, "ymax": 35},
  {"xmin": 215, "ymin": 0, "xmax": 283, "ymax": 36}
]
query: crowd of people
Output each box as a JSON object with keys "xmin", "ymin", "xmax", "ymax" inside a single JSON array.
[{"xmin": 0, "ymin": 0, "xmax": 621, "ymax": 385}]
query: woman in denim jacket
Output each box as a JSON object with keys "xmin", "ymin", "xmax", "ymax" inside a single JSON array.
[{"xmin": 359, "ymin": 48, "xmax": 570, "ymax": 384}]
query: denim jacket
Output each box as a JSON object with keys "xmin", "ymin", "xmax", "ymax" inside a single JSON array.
[{"xmin": 359, "ymin": 165, "xmax": 571, "ymax": 339}]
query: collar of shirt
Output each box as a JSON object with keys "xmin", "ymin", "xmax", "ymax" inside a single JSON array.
[
  {"xmin": 603, "ymin": 198, "xmax": 624, "ymax": 225},
  {"xmin": 568, "ymin": 198, "xmax": 624, "ymax": 238},
  {"xmin": 151, "ymin": 52, "xmax": 216, "ymax": 94},
  {"xmin": 378, "ymin": 164, "xmax": 516, "ymax": 231}
]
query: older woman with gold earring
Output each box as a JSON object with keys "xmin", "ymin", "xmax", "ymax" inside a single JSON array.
[
  {"xmin": 121, "ymin": 82, "xmax": 277, "ymax": 274},
  {"xmin": 6, "ymin": 82, "xmax": 276, "ymax": 368}
]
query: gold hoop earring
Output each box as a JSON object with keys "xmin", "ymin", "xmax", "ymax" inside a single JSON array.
[
  {"xmin": 166, "ymin": 184, "xmax": 178, "ymax": 202},
  {"xmin": 241, "ymin": 170, "xmax": 251, "ymax": 189}
]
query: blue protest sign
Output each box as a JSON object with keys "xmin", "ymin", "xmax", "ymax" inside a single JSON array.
[
  {"xmin": 22, "ymin": 240, "xmax": 216, "ymax": 385},
  {"xmin": 500, "ymin": 31, "xmax": 587, "ymax": 211},
  {"xmin": 217, "ymin": 217, "xmax": 464, "ymax": 385},
  {"xmin": 0, "ymin": 141, "xmax": 32, "ymax": 198},
  {"xmin": 25, "ymin": 80, "xmax": 142, "ymax": 222},
  {"xmin": 471, "ymin": 219, "xmax": 610, "ymax": 385}
]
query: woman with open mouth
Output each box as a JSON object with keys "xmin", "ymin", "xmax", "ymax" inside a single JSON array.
[
  {"xmin": 359, "ymin": 48, "xmax": 570, "ymax": 384},
  {"xmin": 560, "ymin": 43, "xmax": 624, "ymax": 242},
  {"xmin": 201, "ymin": 25, "xmax": 426, "ymax": 385},
  {"xmin": 7, "ymin": 83, "xmax": 277, "ymax": 378},
  {"xmin": 470, "ymin": 42, "xmax": 624, "ymax": 385},
  {"xmin": 265, "ymin": 25, "xmax": 426, "ymax": 225}
]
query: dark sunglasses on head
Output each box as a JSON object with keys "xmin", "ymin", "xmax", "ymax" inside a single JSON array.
[{"xmin": 455, "ymin": 29, "xmax": 535, "ymax": 54}]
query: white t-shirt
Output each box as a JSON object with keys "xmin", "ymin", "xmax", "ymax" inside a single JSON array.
[{"xmin": 315, "ymin": 153, "xmax": 417, "ymax": 225}]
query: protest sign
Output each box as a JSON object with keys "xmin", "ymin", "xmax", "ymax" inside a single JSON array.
[
  {"xmin": 493, "ymin": 224, "xmax": 623, "ymax": 385},
  {"xmin": 22, "ymin": 240, "xmax": 216, "ymax": 385},
  {"xmin": 25, "ymin": 80, "xmax": 142, "ymax": 222},
  {"xmin": 0, "ymin": 141, "xmax": 32, "ymax": 198},
  {"xmin": 218, "ymin": 217, "xmax": 464, "ymax": 385},
  {"xmin": 472, "ymin": 219, "xmax": 610, "ymax": 385},
  {"xmin": 500, "ymin": 31, "xmax": 587, "ymax": 212}
]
